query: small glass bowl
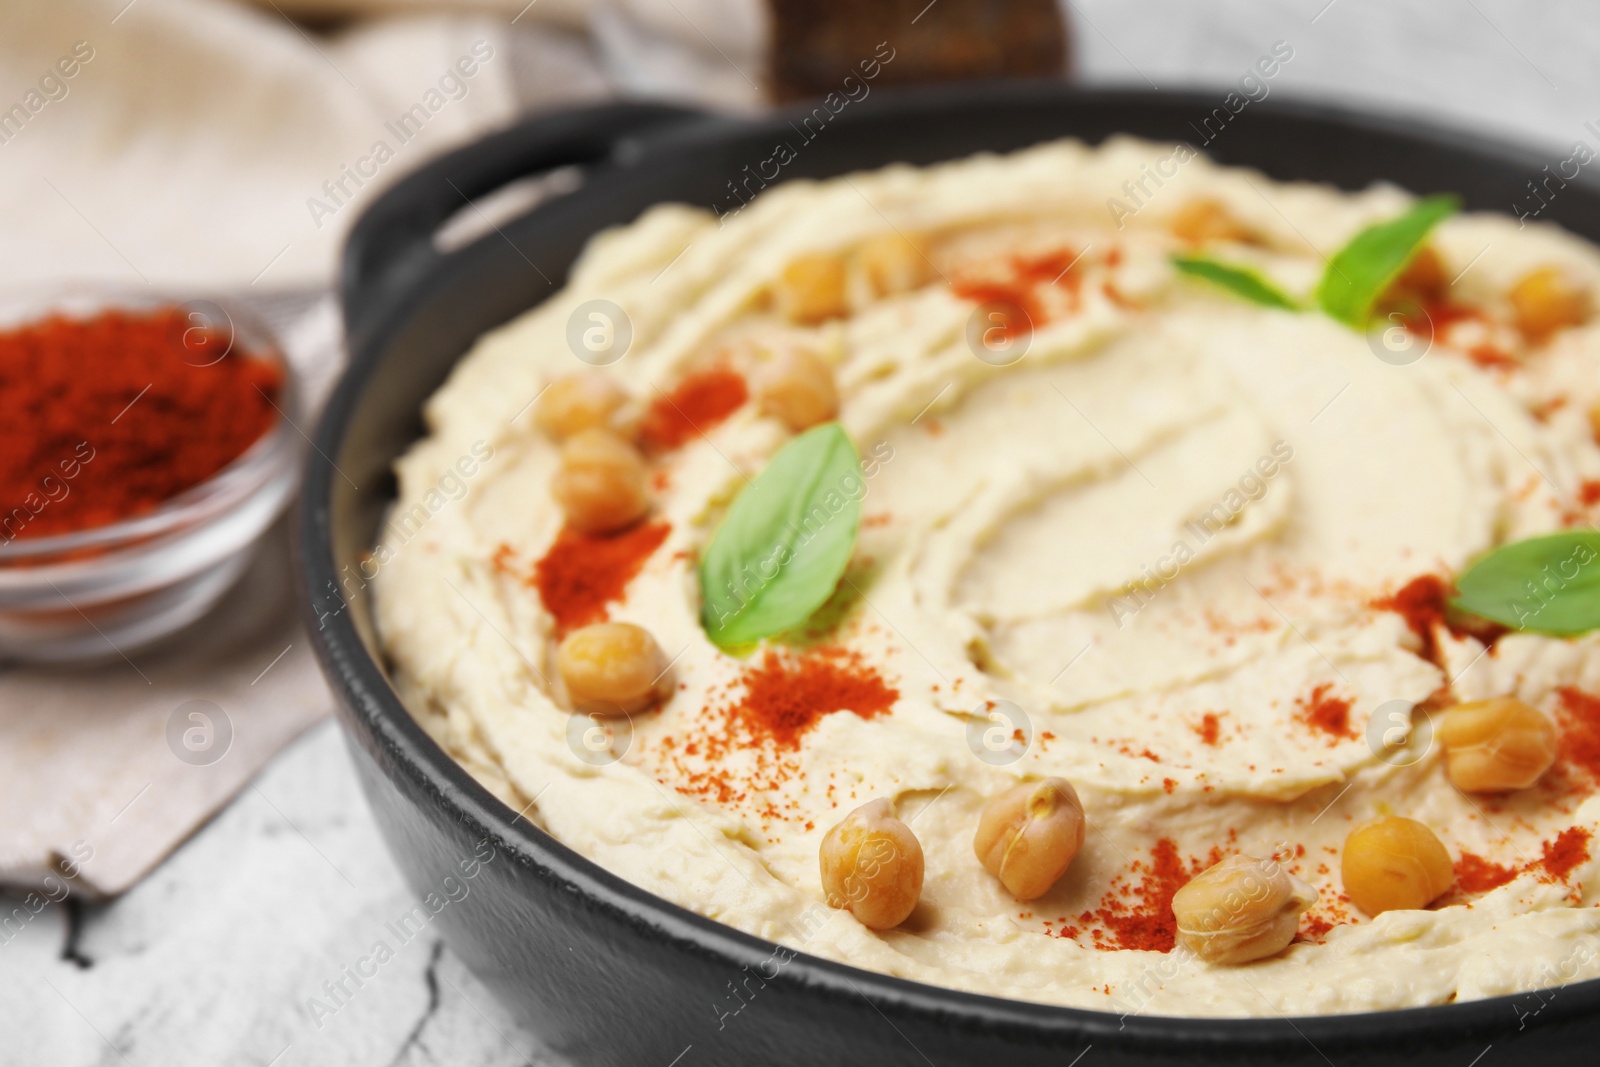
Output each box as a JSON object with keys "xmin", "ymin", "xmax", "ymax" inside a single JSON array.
[{"xmin": 0, "ymin": 291, "xmax": 302, "ymax": 663}]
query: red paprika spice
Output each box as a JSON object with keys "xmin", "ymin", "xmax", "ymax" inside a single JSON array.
[
  {"xmin": 1451, "ymin": 826, "xmax": 1591, "ymax": 895},
  {"xmin": 639, "ymin": 366, "xmax": 748, "ymax": 450},
  {"xmin": 1297, "ymin": 683, "xmax": 1356, "ymax": 741},
  {"xmin": 1454, "ymin": 852, "xmax": 1518, "ymax": 894},
  {"xmin": 1539, "ymin": 827, "xmax": 1591, "ymax": 882},
  {"xmin": 0, "ymin": 307, "xmax": 282, "ymax": 541},
  {"xmin": 1556, "ymin": 687, "xmax": 1600, "ymax": 785},
  {"xmin": 1372, "ymin": 574, "xmax": 1507, "ymax": 668},
  {"xmin": 951, "ymin": 247, "xmax": 1087, "ymax": 339},
  {"xmin": 1073, "ymin": 838, "xmax": 1223, "ymax": 953},
  {"xmin": 529, "ymin": 521, "xmax": 672, "ymax": 634},
  {"xmin": 735, "ymin": 647, "xmax": 899, "ymax": 746},
  {"xmin": 652, "ymin": 647, "xmax": 898, "ymax": 814}
]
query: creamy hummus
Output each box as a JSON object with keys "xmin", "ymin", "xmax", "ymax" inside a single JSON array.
[{"xmin": 373, "ymin": 136, "xmax": 1600, "ymax": 1017}]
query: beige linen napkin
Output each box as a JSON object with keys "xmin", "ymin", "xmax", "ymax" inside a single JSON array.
[
  {"xmin": 0, "ymin": 0, "xmax": 607, "ymax": 896},
  {"xmin": 0, "ymin": 0, "xmax": 603, "ymax": 291},
  {"xmin": 0, "ymin": 525, "xmax": 331, "ymax": 898}
]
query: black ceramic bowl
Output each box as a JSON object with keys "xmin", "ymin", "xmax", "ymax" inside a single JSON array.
[{"xmin": 301, "ymin": 85, "xmax": 1600, "ymax": 1066}]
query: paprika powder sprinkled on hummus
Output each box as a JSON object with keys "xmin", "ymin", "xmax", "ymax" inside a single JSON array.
[
  {"xmin": 528, "ymin": 522, "xmax": 671, "ymax": 633},
  {"xmin": 950, "ymin": 247, "xmax": 1088, "ymax": 338},
  {"xmin": 1372, "ymin": 573, "xmax": 1507, "ymax": 667},
  {"xmin": 1074, "ymin": 839, "xmax": 1223, "ymax": 953},
  {"xmin": 1297, "ymin": 684, "xmax": 1355, "ymax": 740},
  {"xmin": 1454, "ymin": 853, "xmax": 1519, "ymax": 894},
  {"xmin": 1453, "ymin": 827, "xmax": 1591, "ymax": 894},
  {"xmin": 1540, "ymin": 827, "xmax": 1592, "ymax": 882},
  {"xmin": 653, "ymin": 647, "xmax": 897, "ymax": 814},
  {"xmin": 640, "ymin": 366, "xmax": 748, "ymax": 450},
  {"xmin": 1557, "ymin": 688, "xmax": 1600, "ymax": 784}
]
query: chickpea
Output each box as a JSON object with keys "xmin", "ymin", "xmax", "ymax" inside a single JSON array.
[
  {"xmin": 819, "ymin": 798, "xmax": 924, "ymax": 929},
  {"xmin": 856, "ymin": 232, "xmax": 934, "ymax": 298},
  {"xmin": 1341, "ymin": 816, "xmax": 1453, "ymax": 916},
  {"xmin": 775, "ymin": 252, "xmax": 849, "ymax": 325},
  {"xmin": 556, "ymin": 622, "xmax": 667, "ymax": 715},
  {"xmin": 1172, "ymin": 854, "xmax": 1318, "ymax": 965},
  {"xmin": 1168, "ymin": 197, "xmax": 1256, "ymax": 246},
  {"xmin": 1437, "ymin": 697, "xmax": 1557, "ymax": 793},
  {"xmin": 552, "ymin": 428, "xmax": 649, "ymax": 534},
  {"xmin": 755, "ymin": 348, "xmax": 838, "ymax": 432},
  {"xmin": 1510, "ymin": 265, "xmax": 1591, "ymax": 341},
  {"xmin": 534, "ymin": 372, "xmax": 627, "ymax": 441},
  {"xmin": 973, "ymin": 778, "xmax": 1086, "ymax": 901},
  {"xmin": 1386, "ymin": 246, "xmax": 1449, "ymax": 305}
]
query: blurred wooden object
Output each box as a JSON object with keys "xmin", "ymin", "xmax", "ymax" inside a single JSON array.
[
  {"xmin": 242, "ymin": 0, "xmax": 589, "ymax": 29},
  {"xmin": 767, "ymin": 0, "xmax": 1070, "ymax": 102}
]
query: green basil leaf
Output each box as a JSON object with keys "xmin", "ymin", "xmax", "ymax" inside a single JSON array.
[
  {"xmin": 1171, "ymin": 255, "xmax": 1300, "ymax": 310},
  {"xmin": 1452, "ymin": 531, "xmax": 1600, "ymax": 636},
  {"xmin": 1315, "ymin": 195, "xmax": 1460, "ymax": 327},
  {"xmin": 700, "ymin": 422, "xmax": 863, "ymax": 648}
]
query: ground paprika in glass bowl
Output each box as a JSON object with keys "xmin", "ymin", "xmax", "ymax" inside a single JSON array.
[{"xmin": 0, "ymin": 290, "xmax": 301, "ymax": 662}]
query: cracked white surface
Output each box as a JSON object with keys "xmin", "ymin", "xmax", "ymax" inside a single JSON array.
[{"xmin": 0, "ymin": 723, "xmax": 558, "ymax": 1067}]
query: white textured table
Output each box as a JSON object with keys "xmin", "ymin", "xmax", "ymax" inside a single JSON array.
[
  {"xmin": 6, "ymin": 2, "xmax": 1594, "ymax": 1063},
  {"xmin": 6, "ymin": 722, "xmax": 552, "ymax": 1066}
]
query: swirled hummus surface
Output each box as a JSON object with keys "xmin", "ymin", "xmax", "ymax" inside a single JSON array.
[{"xmin": 373, "ymin": 137, "xmax": 1600, "ymax": 1017}]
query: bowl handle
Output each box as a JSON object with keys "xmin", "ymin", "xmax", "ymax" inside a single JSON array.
[{"xmin": 339, "ymin": 101, "xmax": 709, "ymax": 344}]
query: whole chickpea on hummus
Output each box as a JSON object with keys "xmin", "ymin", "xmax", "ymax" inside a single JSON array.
[{"xmin": 375, "ymin": 137, "xmax": 1600, "ymax": 1017}]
